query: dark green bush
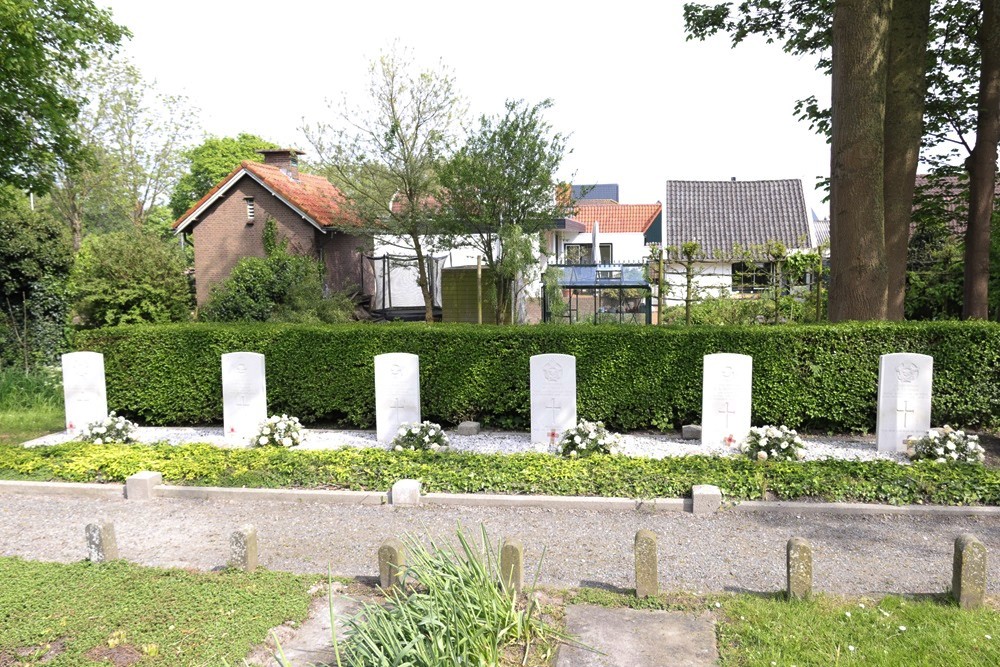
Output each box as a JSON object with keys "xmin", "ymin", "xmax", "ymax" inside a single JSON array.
[
  {"xmin": 74, "ymin": 320, "xmax": 1000, "ymax": 432},
  {"xmin": 69, "ymin": 229, "xmax": 193, "ymax": 327}
]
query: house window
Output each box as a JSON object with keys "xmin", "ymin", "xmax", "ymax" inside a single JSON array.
[
  {"xmin": 245, "ymin": 197, "xmax": 255, "ymax": 223},
  {"xmin": 732, "ymin": 261, "xmax": 773, "ymax": 294},
  {"xmin": 564, "ymin": 243, "xmax": 613, "ymax": 265}
]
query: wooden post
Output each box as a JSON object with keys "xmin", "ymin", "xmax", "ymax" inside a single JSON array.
[
  {"xmin": 477, "ymin": 255, "xmax": 483, "ymax": 325},
  {"xmin": 657, "ymin": 252, "xmax": 665, "ymax": 325}
]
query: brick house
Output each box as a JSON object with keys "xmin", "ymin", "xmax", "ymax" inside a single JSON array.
[{"xmin": 172, "ymin": 149, "xmax": 372, "ymax": 306}]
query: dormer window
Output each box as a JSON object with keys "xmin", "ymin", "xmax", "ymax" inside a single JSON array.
[{"xmin": 245, "ymin": 197, "xmax": 255, "ymax": 223}]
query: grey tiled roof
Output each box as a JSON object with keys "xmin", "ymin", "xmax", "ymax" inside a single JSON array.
[
  {"xmin": 812, "ymin": 218, "xmax": 830, "ymax": 246},
  {"xmin": 663, "ymin": 179, "xmax": 813, "ymax": 257},
  {"xmin": 572, "ymin": 183, "xmax": 619, "ymax": 202}
]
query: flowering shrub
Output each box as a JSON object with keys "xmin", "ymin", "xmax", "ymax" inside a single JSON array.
[
  {"xmin": 741, "ymin": 425, "xmax": 804, "ymax": 462},
  {"xmin": 79, "ymin": 412, "xmax": 138, "ymax": 444},
  {"xmin": 252, "ymin": 414, "xmax": 304, "ymax": 448},
  {"xmin": 908, "ymin": 426, "xmax": 985, "ymax": 464},
  {"xmin": 559, "ymin": 420, "xmax": 622, "ymax": 458},
  {"xmin": 392, "ymin": 421, "xmax": 449, "ymax": 452}
]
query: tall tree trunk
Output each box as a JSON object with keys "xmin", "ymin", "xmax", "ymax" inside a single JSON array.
[
  {"xmin": 963, "ymin": 0, "xmax": 1000, "ymax": 320},
  {"xmin": 884, "ymin": 0, "xmax": 932, "ymax": 320},
  {"xmin": 829, "ymin": 0, "xmax": 892, "ymax": 322}
]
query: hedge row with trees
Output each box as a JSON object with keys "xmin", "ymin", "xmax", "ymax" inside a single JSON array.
[{"xmin": 76, "ymin": 321, "xmax": 1000, "ymax": 432}]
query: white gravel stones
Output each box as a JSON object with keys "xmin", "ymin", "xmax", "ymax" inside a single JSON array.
[{"xmin": 24, "ymin": 426, "xmax": 912, "ymax": 464}]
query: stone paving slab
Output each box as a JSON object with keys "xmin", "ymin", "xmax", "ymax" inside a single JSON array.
[
  {"xmin": 246, "ymin": 593, "xmax": 361, "ymax": 667},
  {"xmin": 556, "ymin": 605, "xmax": 718, "ymax": 666}
]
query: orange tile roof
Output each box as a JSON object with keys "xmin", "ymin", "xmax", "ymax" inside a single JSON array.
[
  {"xmin": 173, "ymin": 161, "xmax": 360, "ymax": 230},
  {"xmin": 567, "ymin": 202, "xmax": 661, "ymax": 234}
]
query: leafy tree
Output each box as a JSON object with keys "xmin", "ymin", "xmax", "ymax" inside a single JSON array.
[
  {"xmin": 169, "ymin": 133, "xmax": 278, "ymax": 219},
  {"xmin": 69, "ymin": 229, "xmax": 193, "ymax": 327},
  {"xmin": 682, "ymin": 1, "xmax": 959, "ymax": 321},
  {"xmin": 0, "ymin": 0, "xmax": 128, "ymax": 193},
  {"xmin": 438, "ymin": 99, "xmax": 570, "ymax": 323},
  {"xmin": 201, "ymin": 219, "xmax": 355, "ymax": 323},
  {"xmin": 47, "ymin": 55, "xmax": 197, "ymax": 248},
  {"xmin": 304, "ymin": 45, "xmax": 463, "ymax": 323},
  {"xmin": 0, "ymin": 188, "xmax": 73, "ymax": 369}
]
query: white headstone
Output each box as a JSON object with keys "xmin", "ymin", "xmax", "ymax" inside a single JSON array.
[
  {"xmin": 876, "ymin": 353, "xmax": 933, "ymax": 452},
  {"xmin": 701, "ymin": 353, "xmax": 753, "ymax": 446},
  {"xmin": 375, "ymin": 353, "xmax": 421, "ymax": 443},
  {"xmin": 222, "ymin": 352, "xmax": 267, "ymax": 443},
  {"xmin": 62, "ymin": 351, "xmax": 108, "ymax": 436},
  {"xmin": 530, "ymin": 354, "xmax": 577, "ymax": 445}
]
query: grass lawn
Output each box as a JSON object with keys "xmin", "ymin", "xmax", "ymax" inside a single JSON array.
[
  {"xmin": 0, "ymin": 557, "xmax": 318, "ymax": 666},
  {"xmin": 564, "ymin": 587, "xmax": 1000, "ymax": 667},
  {"xmin": 0, "ymin": 407, "xmax": 63, "ymax": 446}
]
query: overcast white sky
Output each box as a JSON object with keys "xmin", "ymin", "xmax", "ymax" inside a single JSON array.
[{"xmin": 101, "ymin": 0, "xmax": 832, "ymax": 216}]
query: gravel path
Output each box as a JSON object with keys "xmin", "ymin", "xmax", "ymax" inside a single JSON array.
[{"xmin": 1, "ymin": 493, "xmax": 996, "ymax": 596}]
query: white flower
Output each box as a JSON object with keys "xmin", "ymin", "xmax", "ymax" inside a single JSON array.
[
  {"xmin": 410, "ymin": 427, "xmax": 419, "ymax": 435},
  {"xmin": 397, "ymin": 427, "xmax": 406, "ymax": 436},
  {"xmin": 947, "ymin": 442, "xmax": 956, "ymax": 451},
  {"xmin": 845, "ymin": 611, "xmax": 852, "ymax": 618},
  {"xmin": 899, "ymin": 626, "xmax": 906, "ymax": 632},
  {"xmin": 950, "ymin": 451, "xmax": 959, "ymax": 460},
  {"xmin": 574, "ymin": 435, "xmax": 581, "ymax": 444},
  {"xmin": 757, "ymin": 451, "xmax": 768, "ymax": 461},
  {"xmin": 281, "ymin": 437, "xmax": 291, "ymax": 446},
  {"xmin": 935, "ymin": 447, "xmax": 945, "ymax": 456},
  {"xmin": 259, "ymin": 436, "xmax": 268, "ymax": 445},
  {"xmin": 394, "ymin": 445, "xmax": 403, "ymax": 452},
  {"xmin": 759, "ymin": 437, "xmax": 769, "ymax": 447},
  {"xmin": 94, "ymin": 438, "xmax": 102, "ymax": 445},
  {"xmin": 936, "ymin": 457, "xmax": 946, "ymax": 463},
  {"xmin": 569, "ymin": 450, "xmax": 578, "ymax": 458},
  {"xmin": 848, "ymin": 646, "xmax": 855, "ymax": 652}
]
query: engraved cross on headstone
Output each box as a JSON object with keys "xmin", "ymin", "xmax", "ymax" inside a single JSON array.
[
  {"xmin": 897, "ymin": 400, "xmax": 915, "ymax": 428},
  {"xmin": 546, "ymin": 397, "xmax": 561, "ymax": 425},
  {"xmin": 718, "ymin": 401, "xmax": 736, "ymax": 428},
  {"xmin": 390, "ymin": 396, "xmax": 405, "ymax": 422}
]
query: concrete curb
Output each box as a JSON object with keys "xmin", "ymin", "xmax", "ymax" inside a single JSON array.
[
  {"xmin": 731, "ymin": 500, "xmax": 1000, "ymax": 518},
  {"xmin": 2, "ymin": 478, "xmax": 1000, "ymax": 518},
  {"xmin": 422, "ymin": 493, "xmax": 690, "ymax": 512},
  {"xmin": 156, "ymin": 486, "xmax": 387, "ymax": 505},
  {"xmin": 0, "ymin": 480, "xmax": 124, "ymax": 498}
]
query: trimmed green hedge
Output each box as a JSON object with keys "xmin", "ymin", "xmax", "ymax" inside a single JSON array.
[
  {"xmin": 2, "ymin": 442, "xmax": 999, "ymax": 505},
  {"xmin": 74, "ymin": 321, "xmax": 1000, "ymax": 431}
]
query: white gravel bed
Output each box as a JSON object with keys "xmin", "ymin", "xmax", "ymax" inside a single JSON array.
[{"xmin": 24, "ymin": 426, "xmax": 909, "ymax": 463}]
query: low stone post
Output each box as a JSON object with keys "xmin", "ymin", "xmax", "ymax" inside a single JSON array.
[
  {"xmin": 229, "ymin": 525, "xmax": 259, "ymax": 573},
  {"xmin": 390, "ymin": 479, "xmax": 421, "ymax": 506},
  {"xmin": 500, "ymin": 538, "xmax": 524, "ymax": 594},
  {"xmin": 85, "ymin": 521, "xmax": 119, "ymax": 562},
  {"xmin": 953, "ymin": 533, "xmax": 987, "ymax": 610},
  {"xmin": 634, "ymin": 529, "xmax": 658, "ymax": 598},
  {"xmin": 379, "ymin": 538, "xmax": 406, "ymax": 591},
  {"xmin": 786, "ymin": 537, "xmax": 812, "ymax": 600}
]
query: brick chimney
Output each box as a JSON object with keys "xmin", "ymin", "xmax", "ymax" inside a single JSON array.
[{"xmin": 257, "ymin": 149, "xmax": 305, "ymax": 180}]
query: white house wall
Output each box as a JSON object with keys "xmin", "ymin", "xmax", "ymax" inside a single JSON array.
[
  {"xmin": 559, "ymin": 232, "xmax": 651, "ymax": 264},
  {"xmin": 661, "ymin": 262, "xmax": 732, "ymax": 305}
]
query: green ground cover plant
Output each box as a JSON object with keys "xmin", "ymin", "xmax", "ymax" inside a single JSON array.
[
  {"xmin": 565, "ymin": 587, "xmax": 1000, "ymax": 667},
  {"xmin": 2, "ymin": 442, "xmax": 998, "ymax": 506},
  {"xmin": 75, "ymin": 320, "xmax": 1000, "ymax": 432},
  {"xmin": 0, "ymin": 557, "xmax": 318, "ymax": 666}
]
